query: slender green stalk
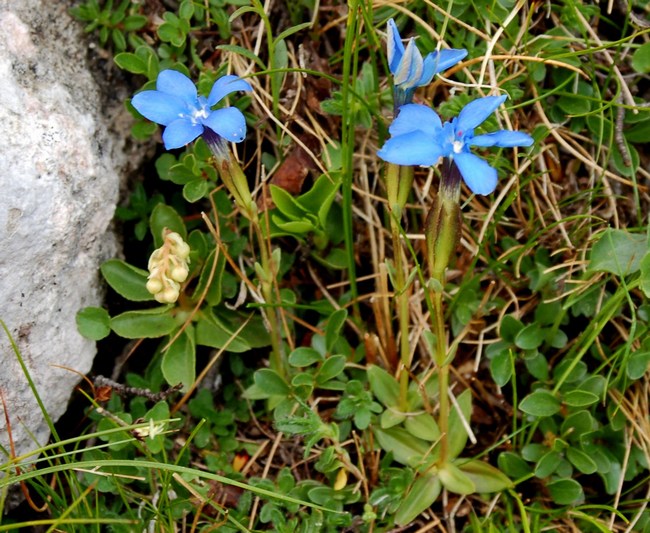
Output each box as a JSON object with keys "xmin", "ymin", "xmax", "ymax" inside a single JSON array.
[
  {"xmin": 253, "ymin": 222, "xmax": 285, "ymax": 377},
  {"xmin": 384, "ymin": 162, "xmax": 412, "ymax": 410},
  {"xmin": 424, "ymin": 161, "xmax": 461, "ymax": 465},
  {"xmin": 341, "ymin": 0, "xmax": 361, "ymax": 320},
  {"xmin": 204, "ymin": 130, "xmax": 285, "ymax": 377}
]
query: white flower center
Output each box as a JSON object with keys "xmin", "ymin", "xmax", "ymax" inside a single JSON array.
[
  {"xmin": 192, "ymin": 107, "xmax": 209, "ymax": 122},
  {"xmin": 452, "ymin": 140, "xmax": 464, "ymax": 154}
]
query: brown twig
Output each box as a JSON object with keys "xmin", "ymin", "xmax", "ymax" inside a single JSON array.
[{"xmin": 93, "ymin": 376, "xmax": 183, "ymax": 403}]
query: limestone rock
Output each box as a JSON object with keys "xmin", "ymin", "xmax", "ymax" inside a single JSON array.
[{"xmin": 0, "ymin": 0, "xmax": 132, "ymax": 461}]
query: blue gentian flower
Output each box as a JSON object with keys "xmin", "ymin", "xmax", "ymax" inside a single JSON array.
[
  {"xmin": 131, "ymin": 69, "xmax": 252, "ymax": 150},
  {"xmin": 377, "ymin": 95, "xmax": 534, "ymax": 195},
  {"xmin": 387, "ymin": 19, "xmax": 467, "ymax": 107}
]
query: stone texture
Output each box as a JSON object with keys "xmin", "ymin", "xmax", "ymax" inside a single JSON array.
[{"xmin": 0, "ymin": 0, "xmax": 132, "ymax": 461}]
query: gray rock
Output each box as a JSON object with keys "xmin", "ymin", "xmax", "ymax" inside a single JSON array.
[{"xmin": 0, "ymin": 0, "xmax": 133, "ymax": 462}]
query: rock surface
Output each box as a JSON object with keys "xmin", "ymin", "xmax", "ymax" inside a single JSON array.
[{"xmin": 0, "ymin": 0, "xmax": 131, "ymax": 462}]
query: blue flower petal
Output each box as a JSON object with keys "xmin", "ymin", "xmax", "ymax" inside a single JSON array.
[
  {"xmin": 419, "ymin": 48, "xmax": 468, "ymax": 85},
  {"xmin": 389, "ymin": 104, "xmax": 442, "ymax": 136},
  {"xmin": 387, "ymin": 19, "xmax": 405, "ymax": 74},
  {"xmin": 393, "ymin": 39, "xmax": 423, "ymax": 88},
  {"xmin": 378, "ymin": 131, "xmax": 442, "ymax": 166},
  {"xmin": 457, "ymin": 95, "xmax": 508, "ymax": 133},
  {"xmin": 156, "ymin": 70, "xmax": 198, "ymax": 104},
  {"xmin": 131, "ymin": 91, "xmax": 186, "ymax": 125},
  {"xmin": 162, "ymin": 118, "xmax": 203, "ymax": 149},
  {"xmin": 203, "ymin": 107, "xmax": 247, "ymax": 143},
  {"xmin": 454, "ymin": 151, "xmax": 498, "ymax": 195},
  {"xmin": 207, "ymin": 75, "xmax": 252, "ymax": 107},
  {"xmin": 470, "ymin": 130, "xmax": 534, "ymax": 148}
]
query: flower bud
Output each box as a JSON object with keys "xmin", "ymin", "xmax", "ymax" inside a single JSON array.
[
  {"xmin": 170, "ymin": 265, "xmax": 189, "ymax": 282},
  {"xmin": 146, "ymin": 278, "xmax": 163, "ymax": 294},
  {"xmin": 145, "ymin": 231, "xmax": 191, "ymax": 304}
]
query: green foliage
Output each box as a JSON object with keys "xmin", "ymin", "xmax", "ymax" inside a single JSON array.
[
  {"xmin": 70, "ymin": 0, "xmax": 147, "ymax": 52},
  {"xmin": 52, "ymin": 0, "xmax": 650, "ymax": 531}
]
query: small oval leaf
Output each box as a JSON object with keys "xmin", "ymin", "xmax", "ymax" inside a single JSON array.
[
  {"xmin": 519, "ymin": 390, "xmax": 561, "ymax": 417},
  {"xmin": 110, "ymin": 309, "xmax": 177, "ymax": 339},
  {"xmin": 101, "ymin": 259, "xmax": 153, "ymax": 302},
  {"xmin": 395, "ymin": 473, "xmax": 441, "ymax": 526},
  {"xmin": 76, "ymin": 307, "xmax": 111, "ymax": 341}
]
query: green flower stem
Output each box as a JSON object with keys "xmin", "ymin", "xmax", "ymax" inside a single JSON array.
[
  {"xmin": 396, "ymin": 165, "xmax": 414, "ymax": 211},
  {"xmin": 384, "ymin": 162, "xmax": 411, "ymax": 411},
  {"xmin": 207, "ymin": 134, "xmax": 285, "ymax": 378},
  {"xmin": 425, "ymin": 161, "xmax": 461, "ymax": 465},
  {"xmin": 217, "ymin": 156, "xmax": 257, "ymax": 224},
  {"xmin": 253, "ymin": 222, "xmax": 286, "ymax": 379}
]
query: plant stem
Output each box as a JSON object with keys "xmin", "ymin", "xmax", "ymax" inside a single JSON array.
[
  {"xmin": 253, "ymin": 222, "xmax": 285, "ymax": 378},
  {"xmin": 341, "ymin": 0, "xmax": 361, "ymax": 322},
  {"xmin": 424, "ymin": 160, "xmax": 461, "ymax": 465},
  {"xmin": 204, "ymin": 130, "xmax": 285, "ymax": 377},
  {"xmin": 384, "ymin": 163, "xmax": 411, "ymax": 411}
]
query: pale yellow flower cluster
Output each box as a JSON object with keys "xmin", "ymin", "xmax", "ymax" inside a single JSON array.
[{"xmin": 146, "ymin": 231, "xmax": 190, "ymax": 304}]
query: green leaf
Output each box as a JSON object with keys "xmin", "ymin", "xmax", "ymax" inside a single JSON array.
[
  {"xmin": 447, "ymin": 389, "xmax": 472, "ymax": 460},
  {"xmin": 325, "ymin": 309, "xmax": 347, "ymax": 353},
  {"xmin": 316, "ymin": 355, "xmax": 346, "ymax": 384},
  {"xmin": 131, "ymin": 120, "xmax": 157, "ymax": 140},
  {"xmin": 150, "ymin": 204, "xmax": 186, "ymax": 248},
  {"xmin": 523, "ymin": 350, "xmax": 549, "ymax": 380},
  {"xmin": 288, "ymin": 347, "xmax": 323, "ymax": 367},
  {"xmin": 101, "ymin": 259, "xmax": 153, "ymax": 302},
  {"xmin": 123, "ymin": 14, "xmax": 147, "ymax": 31},
  {"xmin": 556, "ymin": 94, "xmax": 590, "ymax": 115},
  {"xmin": 519, "ymin": 390, "xmax": 561, "ymax": 417},
  {"xmin": 114, "ymin": 52, "xmax": 146, "ymax": 74},
  {"xmin": 514, "ymin": 323, "xmax": 545, "ymax": 350},
  {"xmin": 394, "ymin": 472, "xmax": 441, "ymax": 526},
  {"xmin": 178, "ymin": 0, "xmax": 194, "ymax": 20},
  {"xmin": 110, "ymin": 308, "xmax": 177, "ymax": 339},
  {"xmin": 380, "ymin": 408, "xmax": 405, "ymax": 429},
  {"xmin": 498, "ymin": 452, "xmax": 533, "ymax": 479},
  {"xmin": 535, "ymin": 450, "xmax": 562, "ymax": 478},
  {"xmin": 499, "ymin": 315, "xmax": 524, "ymax": 343},
  {"xmin": 76, "ymin": 307, "xmax": 111, "ymax": 340},
  {"xmin": 631, "ymin": 41, "xmax": 650, "ymax": 73},
  {"xmin": 242, "ymin": 382, "xmax": 271, "ymax": 401},
  {"xmin": 547, "ymin": 478, "xmax": 584, "ymax": 505},
  {"xmin": 561, "ymin": 410, "xmax": 597, "ymax": 437},
  {"xmin": 456, "ymin": 459, "xmax": 514, "ymax": 493},
  {"xmin": 563, "ymin": 390, "xmax": 599, "ymax": 407},
  {"xmin": 624, "ymin": 119, "xmax": 650, "ymax": 144},
  {"xmin": 300, "ymin": 174, "xmax": 341, "ymax": 228},
  {"xmin": 270, "ymin": 185, "xmax": 308, "ymax": 220},
  {"xmin": 490, "ymin": 350, "xmax": 513, "ymax": 387},
  {"xmin": 589, "ymin": 228, "xmax": 648, "ymax": 276},
  {"xmin": 193, "ymin": 249, "xmax": 225, "ymax": 306},
  {"xmin": 183, "ymin": 179, "xmax": 209, "ymax": 203},
  {"xmin": 640, "ymin": 252, "xmax": 650, "ymax": 298},
  {"xmin": 254, "ymin": 369, "xmax": 290, "ymax": 396},
  {"xmin": 404, "ymin": 413, "xmax": 441, "ymax": 442},
  {"xmin": 273, "ymin": 22, "xmax": 313, "ymax": 45},
  {"xmin": 521, "ymin": 443, "xmax": 547, "ymax": 462},
  {"xmin": 162, "ymin": 328, "xmax": 195, "ymax": 391},
  {"xmin": 372, "ymin": 426, "xmax": 431, "ymax": 467},
  {"xmin": 626, "ymin": 349, "xmax": 650, "ymax": 380},
  {"xmin": 367, "ymin": 365, "xmax": 400, "ymax": 408},
  {"xmin": 194, "ymin": 310, "xmax": 269, "ymax": 353},
  {"xmin": 566, "ymin": 447, "xmax": 598, "ymax": 474},
  {"xmin": 438, "ymin": 461, "xmax": 475, "ymax": 495}
]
